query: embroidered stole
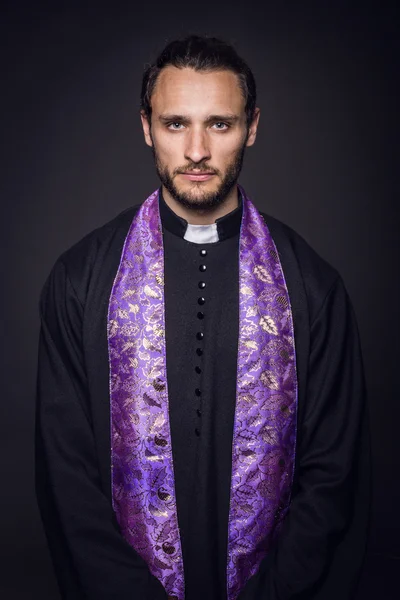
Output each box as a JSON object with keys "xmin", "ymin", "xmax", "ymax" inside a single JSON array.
[{"xmin": 107, "ymin": 186, "xmax": 298, "ymax": 600}]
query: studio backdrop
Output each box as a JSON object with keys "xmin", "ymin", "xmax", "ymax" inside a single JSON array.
[{"xmin": 1, "ymin": 3, "xmax": 398, "ymax": 599}]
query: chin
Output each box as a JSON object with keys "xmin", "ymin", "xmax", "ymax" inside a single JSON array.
[
  {"xmin": 181, "ymin": 180, "xmax": 218, "ymax": 194},
  {"xmin": 183, "ymin": 188, "xmax": 218, "ymax": 202}
]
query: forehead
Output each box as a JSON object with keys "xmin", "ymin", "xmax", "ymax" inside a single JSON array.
[{"xmin": 151, "ymin": 66, "xmax": 245, "ymax": 115}]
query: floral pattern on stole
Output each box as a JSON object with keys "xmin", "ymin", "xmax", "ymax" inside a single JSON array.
[{"xmin": 107, "ymin": 187, "xmax": 298, "ymax": 600}]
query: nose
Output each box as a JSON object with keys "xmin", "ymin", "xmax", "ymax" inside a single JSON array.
[{"xmin": 184, "ymin": 127, "xmax": 211, "ymax": 164}]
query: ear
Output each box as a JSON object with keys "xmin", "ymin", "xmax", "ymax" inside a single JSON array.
[
  {"xmin": 245, "ymin": 107, "xmax": 261, "ymax": 147},
  {"xmin": 140, "ymin": 110, "xmax": 153, "ymax": 147}
]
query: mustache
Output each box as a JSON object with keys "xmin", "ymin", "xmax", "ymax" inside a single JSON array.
[{"xmin": 174, "ymin": 164, "xmax": 220, "ymax": 175}]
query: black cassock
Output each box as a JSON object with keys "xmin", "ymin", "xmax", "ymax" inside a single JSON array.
[{"xmin": 35, "ymin": 189, "xmax": 371, "ymax": 600}]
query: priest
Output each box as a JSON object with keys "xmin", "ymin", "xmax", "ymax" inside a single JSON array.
[{"xmin": 35, "ymin": 35, "xmax": 371, "ymax": 600}]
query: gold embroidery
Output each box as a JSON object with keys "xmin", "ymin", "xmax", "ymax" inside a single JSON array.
[
  {"xmin": 117, "ymin": 308, "xmax": 129, "ymax": 319},
  {"xmin": 246, "ymin": 306, "xmax": 258, "ymax": 318},
  {"xmin": 144, "ymin": 284, "xmax": 160, "ymax": 298},
  {"xmin": 153, "ymin": 326, "xmax": 165, "ymax": 337},
  {"xmin": 242, "ymin": 323, "xmax": 257, "ymax": 336},
  {"xmin": 244, "ymin": 340, "xmax": 258, "ymax": 350},
  {"xmin": 259, "ymin": 315, "xmax": 278, "ymax": 335},
  {"xmin": 121, "ymin": 289, "xmax": 136, "ymax": 299},
  {"xmin": 108, "ymin": 319, "xmax": 119, "ymax": 338},
  {"xmin": 150, "ymin": 414, "xmax": 166, "ymax": 432},
  {"xmin": 248, "ymin": 415, "xmax": 263, "ymax": 427},
  {"xmin": 259, "ymin": 424, "xmax": 280, "ymax": 445},
  {"xmin": 150, "ymin": 504, "xmax": 168, "ymax": 517},
  {"xmin": 122, "ymin": 341, "xmax": 136, "ymax": 352},
  {"xmin": 143, "ymin": 338, "xmax": 158, "ymax": 351},
  {"xmin": 253, "ymin": 264, "xmax": 273, "ymax": 284},
  {"xmin": 260, "ymin": 370, "xmax": 279, "ymax": 389},
  {"xmin": 241, "ymin": 285, "xmax": 254, "ymax": 296},
  {"xmin": 145, "ymin": 450, "xmax": 163, "ymax": 462}
]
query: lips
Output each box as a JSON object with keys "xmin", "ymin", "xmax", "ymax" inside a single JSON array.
[{"xmin": 180, "ymin": 172, "xmax": 215, "ymax": 181}]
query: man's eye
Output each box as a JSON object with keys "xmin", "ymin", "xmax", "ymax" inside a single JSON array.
[
  {"xmin": 167, "ymin": 122, "xmax": 184, "ymax": 130},
  {"xmin": 213, "ymin": 122, "xmax": 229, "ymax": 130}
]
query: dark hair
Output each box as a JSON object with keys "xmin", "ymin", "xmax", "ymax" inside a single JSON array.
[{"xmin": 141, "ymin": 35, "xmax": 257, "ymax": 127}]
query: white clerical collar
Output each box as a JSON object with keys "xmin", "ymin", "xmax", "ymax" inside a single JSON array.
[
  {"xmin": 183, "ymin": 223, "xmax": 219, "ymax": 243},
  {"xmin": 158, "ymin": 188, "xmax": 243, "ymax": 243}
]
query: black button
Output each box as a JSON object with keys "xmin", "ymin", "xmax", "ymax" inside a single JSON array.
[
  {"xmin": 196, "ymin": 408, "xmax": 202, "ymax": 417},
  {"xmin": 195, "ymin": 428, "xmax": 200, "ymax": 436},
  {"xmin": 195, "ymin": 366, "xmax": 202, "ymax": 374},
  {"xmin": 199, "ymin": 264, "xmax": 207, "ymax": 272},
  {"xmin": 196, "ymin": 332, "xmax": 204, "ymax": 340},
  {"xmin": 198, "ymin": 281, "xmax": 206, "ymax": 289},
  {"xmin": 197, "ymin": 311, "xmax": 204, "ymax": 319},
  {"xmin": 198, "ymin": 297, "xmax": 205, "ymax": 305},
  {"xmin": 196, "ymin": 348, "xmax": 203, "ymax": 356},
  {"xmin": 195, "ymin": 388, "xmax": 201, "ymax": 396},
  {"xmin": 200, "ymin": 249, "xmax": 207, "ymax": 257}
]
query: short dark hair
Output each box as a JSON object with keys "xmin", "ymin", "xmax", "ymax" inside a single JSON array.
[{"xmin": 141, "ymin": 35, "xmax": 257, "ymax": 128}]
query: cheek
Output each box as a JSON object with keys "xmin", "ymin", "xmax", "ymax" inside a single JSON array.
[
  {"xmin": 217, "ymin": 142, "xmax": 243, "ymax": 165},
  {"xmin": 154, "ymin": 134, "xmax": 182, "ymax": 163},
  {"xmin": 214, "ymin": 132, "xmax": 245, "ymax": 156}
]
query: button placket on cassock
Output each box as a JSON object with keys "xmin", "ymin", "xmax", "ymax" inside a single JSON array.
[
  {"xmin": 156, "ymin": 192, "xmax": 245, "ymax": 598},
  {"xmin": 194, "ymin": 248, "xmax": 209, "ymax": 437}
]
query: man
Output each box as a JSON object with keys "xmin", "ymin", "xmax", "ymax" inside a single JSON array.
[{"xmin": 35, "ymin": 35, "xmax": 371, "ymax": 600}]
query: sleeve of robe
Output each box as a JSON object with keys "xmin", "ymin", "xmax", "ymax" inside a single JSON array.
[
  {"xmin": 238, "ymin": 275, "xmax": 372, "ymax": 600},
  {"xmin": 34, "ymin": 258, "xmax": 168, "ymax": 600}
]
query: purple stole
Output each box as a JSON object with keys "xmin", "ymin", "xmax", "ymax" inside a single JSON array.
[{"xmin": 107, "ymin": 186, "xmax": 298, "ymax": 600}]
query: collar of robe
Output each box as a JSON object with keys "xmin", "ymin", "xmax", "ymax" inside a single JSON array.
[
  {"xmin": 158, "ymin": 186, "xmax": 243, "ymax": 242},
  {"xmin": 107, "ymin": 186, "xmax": 298, "ymax": 600}
]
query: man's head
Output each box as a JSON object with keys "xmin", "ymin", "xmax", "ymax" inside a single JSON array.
[{"xmin": 140, "ymin": 35, "xmax": 260, "ymax": 215}]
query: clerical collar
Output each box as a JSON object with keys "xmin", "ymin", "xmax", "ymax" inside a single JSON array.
[{"xmin": 158, "ymin": 187, "xmax": 243, "ymax": 243}]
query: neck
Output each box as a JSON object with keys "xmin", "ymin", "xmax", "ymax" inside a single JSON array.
[{"xmin": 161, "ymin": 184, "xmax": 239, "ymax": 225}]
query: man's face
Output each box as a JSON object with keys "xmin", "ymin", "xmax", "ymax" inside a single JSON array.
[{"xmin": 141, "ymin": 66, "xmax": 259, "ymax": 211}]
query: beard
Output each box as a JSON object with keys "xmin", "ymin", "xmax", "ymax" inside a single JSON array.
[{"xmin": 150, "ymin": 136, "xmax": 247, "ymax": 212}]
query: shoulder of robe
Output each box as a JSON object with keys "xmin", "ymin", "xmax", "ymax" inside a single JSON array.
[
  {"xmin": 260, "ymin": 211, "xmax": 342, "ymax": 324},
  {"xmin": 46, "ymin": 203, "xmax": 143, "ymax": 305}
]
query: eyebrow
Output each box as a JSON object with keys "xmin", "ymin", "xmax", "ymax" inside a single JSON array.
[{"xmin": 158, "ymin": 114, "xmax": 240, "ymax": 125}]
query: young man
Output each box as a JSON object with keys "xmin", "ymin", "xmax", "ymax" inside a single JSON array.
[{"xmin": 35, "ymin": 35, "xmax": 371, "ymax": 600}]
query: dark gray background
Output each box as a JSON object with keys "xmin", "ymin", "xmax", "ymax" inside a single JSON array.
[{"xmin": 1, "ymin": 2, "xmax": 399, "ymax": 598}]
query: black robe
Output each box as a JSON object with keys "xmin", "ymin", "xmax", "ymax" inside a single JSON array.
[{"xmin": 35, "ymin": 189, "xmax": 371, "ymax": 600}]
